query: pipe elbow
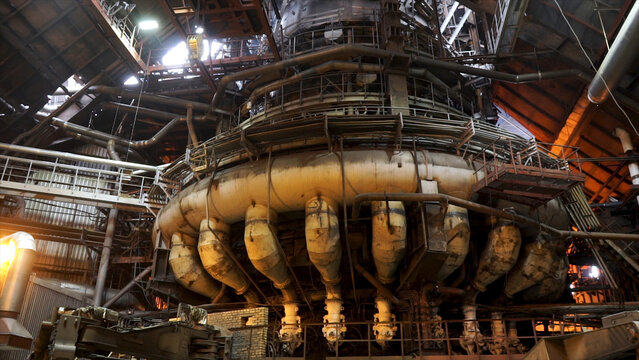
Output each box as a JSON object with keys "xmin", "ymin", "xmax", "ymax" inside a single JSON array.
[
  {"xmin": 613, "ymin": 127, "xmax": 635, "ymax": 153},
  {"xmin": 4, "ymin": 232, "xmax": 35, "ymax": 251}
]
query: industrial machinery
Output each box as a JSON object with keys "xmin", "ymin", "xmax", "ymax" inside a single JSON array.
[
  {"xmin": 30, "ymin": 303, "xmax": 231, "ymax": 360},
  {"xmin": 144, "ymin": 0, "xmax": 621, "ymax": 356},
  {"xmin": 2, "ymin": 0, "xmax": 639, "ymax": 358}
]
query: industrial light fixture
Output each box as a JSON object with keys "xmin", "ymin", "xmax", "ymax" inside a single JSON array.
[
  {"xmin": 138, "ymin": 19, "xmax": 159, "ymax": 31},
  {"xmin": 195, "ymin": 26, "xmax": 204, "ymax": 34},
  {"xmin": 0, "ymin": 240, "xmax": 16, "ymax": 265}
]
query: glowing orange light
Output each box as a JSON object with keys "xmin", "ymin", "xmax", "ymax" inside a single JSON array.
[{"xmin": 0, "ymin": 240, "xmax": 16, "ymax": 265}]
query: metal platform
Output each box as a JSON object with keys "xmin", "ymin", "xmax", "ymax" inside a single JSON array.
[
  {"xmin": 472, "ymin": 141, "xmax": 585, "ymax": 206},
  {"xmin": 0, "ymin": 154, "xmax": 179, "ymax": 213}
]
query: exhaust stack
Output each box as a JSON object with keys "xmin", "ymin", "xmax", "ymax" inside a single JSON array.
[{"xmin": 0, "ymin": 232, "xmax": 36, "ymax": 350}]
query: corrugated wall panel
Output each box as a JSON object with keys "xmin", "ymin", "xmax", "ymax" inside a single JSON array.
[{"xmin": 33, "ymin": 239, "xmax": 93, "ymax": 284}]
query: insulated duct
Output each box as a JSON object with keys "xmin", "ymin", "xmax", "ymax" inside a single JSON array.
[
  {"xmin": 168, "ymin": 232, "xmax": 223, "ymax": 300},
  {"xmin": 304, "ymin": 196, "xmax": 345, "ymax": 346},
  {"xmin": 198, "ymin": 218, "xmax": 259, "ymax": 303},
  {"xmin": 370, "ymin": 200, "xmax": 406, "ymax": 345},
  {"xmin": 503, "ymin": 232, "xmax": 556, "ymax": 299},
  {"xmin": 91, "ymin": 86, "xmax": 230, "ymax": 116},
  {"xmin": 156, "ymin": 150, "xmax": 477, "ymax": 244},
  {"xmin": 0, "ymin": 232, "xmax": 36, "ymax": 350},
  {"xmin": 614, "ymin": 127, "xmax": 639, "ymax": 205},
  {"xmin": 371, "ymin": 201, "xmax": 407, "ymax": 285},
  {"xmin": 470, "ymin": 218, "xmax": 522, "ymax": 293},
  {"xmin": 244, "ymin": 205, "xmax": 301, "ymax": 352},
  {"xmin": 587, "ymin": 1, "xmax": 639, "ymax": 104},
  {"xmin": 521, "ymin": 255, "xmax": 569, "ymax": 303},
  {"xmin": 436, "ymin": 205, "xmax": 470, "ymax": 281}
]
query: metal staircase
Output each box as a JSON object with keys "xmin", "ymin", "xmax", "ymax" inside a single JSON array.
[{"xmin": 561, "ymin": 186, "xmax": 639, "ymax": 281}]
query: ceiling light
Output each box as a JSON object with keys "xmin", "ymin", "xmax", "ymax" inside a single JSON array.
[
  {"xmin": 139, "ymin": 20, "xmax": 159, "ymax": 31},
  {"xmin": 195, "ymin": 26, "xmax": 204, "ymax": 34}
]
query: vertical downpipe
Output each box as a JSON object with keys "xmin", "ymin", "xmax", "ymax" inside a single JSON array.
[{"xmin": 94, "ymin": 208, "xmax": 117, "ymax": 306}]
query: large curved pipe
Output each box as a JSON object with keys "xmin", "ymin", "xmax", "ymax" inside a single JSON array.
[
  {"xmin": 211, "ymin": 44, "xmax": 402, "ymax": 109},
  {"xmin": 410, "ymin": 57, "xmax": 590, "ymax": 84},
  {"xmin": 588, "ymin": 2, "xmax": 639, "ymax": 104},
  {"xmin": 305, "ymin": 196, "xmax": 345, "ymax": 346},
  {"xmin": 168, "ymin": 232, "xmax": 223, "ymax": 300},
  {"xmin": 155, "ymin": 150, "xmax": 476, "ymax": 244},
  {"xmin": 49, "ymin": 115, "xmax": 182, "ymax": 149},
  {"xmin": 249, "ymin": 61, "xmax": 383, "ymax": 103},
  {"xmin": 244, "ymin": 205, "xmax": 301, "ymax": 352},
  {"xmin": 101, "ymin": 102, "xmax": 183, "ymax": 121},
  {"xmin": 198, "ymin": 218, "xmax": 259, "ymax": 303},
  {"xmin": 91, "ymin": 86, "xmax": 231, "ymax": 116}
]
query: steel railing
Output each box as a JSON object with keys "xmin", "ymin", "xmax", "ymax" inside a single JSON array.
[{"xmin": 0, "ymin": 154, "xmax": 179, "ymax": 213}]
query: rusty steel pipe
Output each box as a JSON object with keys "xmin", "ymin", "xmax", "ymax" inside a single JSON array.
[
  {"xmin": 371, "ymin": 201, "xmax": 407, "ymax": 285},
  {"xmin": 211, "ymin": 44, "xmax": 403, "ymax": 109},
  {"xmin": 352, "ymin": 193, "xmax": 639, "ymax": 242},
  {"xmin": 0, "ymin": 142, "xmax": 157, "ymax": 172},
  {"xmin": 91, "ymin": 86, "xmax": 231, "ymax": 115},
  {"xmin": 249, "ymin": 61, "xmax": 383, "ymax": 102},
  {"xmin": 410, "ymin": 57, "xmax": 590, "ymax": 84},
  {"xmin": 352, "ymin": 259, "xmax": 403, "ymax": 306},
  {"xmin": 101, "ymin": 102, "xmax": 183, "ymax": 121},
  {"xmin": 103, "ymin": 266, "xmax": 152, "ymax": 308},
  {"xmin": 46, "ymin": 114, "xmax": 185, "ymax": 150},
  {"xmin": 155, "ymin": 150, "xmax": 476, "ymax": 245}
]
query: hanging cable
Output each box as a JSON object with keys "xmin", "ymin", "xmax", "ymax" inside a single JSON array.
[{"xmin": 126, "ymin": 71, "xmax": 150, "ymax": 161}]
